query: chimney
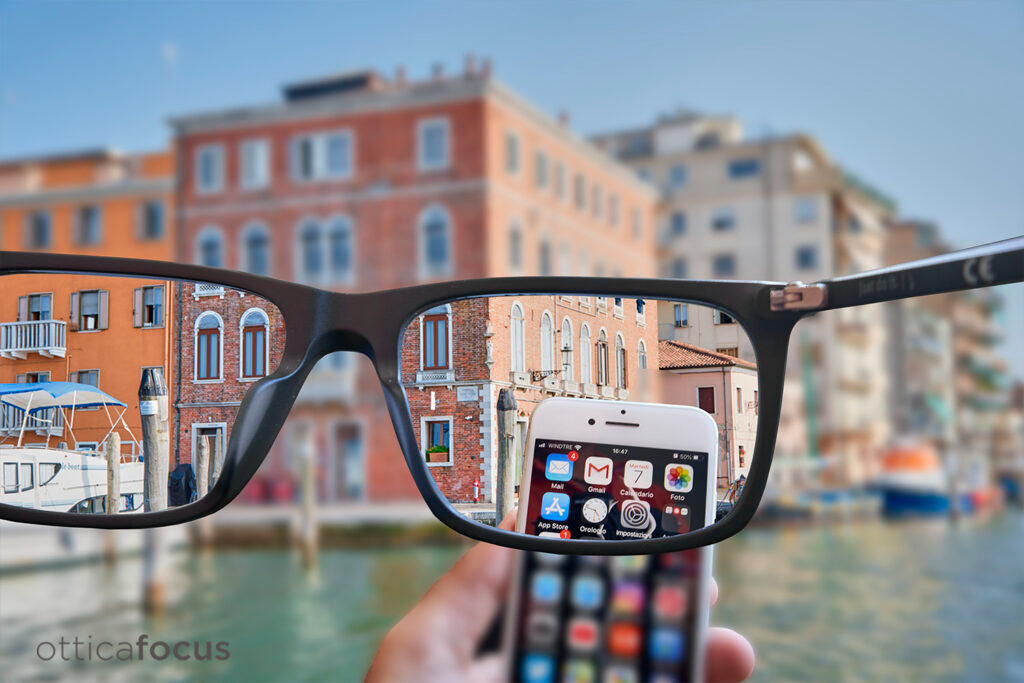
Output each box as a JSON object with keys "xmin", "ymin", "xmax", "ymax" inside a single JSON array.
[
  {"xmin": 431, "ymin": 62, "xmax": 444, "ymax": 81},
  {"xmin": 464, "ymin": 53, "xmax": 477, "ymax": 76},
  {"xmin": 481, "ymin": 57, "xmax": 493, "ymax": 78},
  {"xmin": 395, "ymin": 65, "xmax": 407, "ymax": 87},
  {"xmin": 558, "ymin": 110, "xmax": 571, "ymax": 128}
]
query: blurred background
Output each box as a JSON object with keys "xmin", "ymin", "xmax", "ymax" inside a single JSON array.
[{"xmin": 1, "ymin": 1, "xmax": 1022, "ymax": 680}]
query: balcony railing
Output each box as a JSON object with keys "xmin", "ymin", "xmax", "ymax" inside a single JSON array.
[
  {"xmin": 193, "ymin": 282, "xmax": 226, "ymax": 299},
  {"xmin": 0, "ymin": 403, "xmax": 63, "ymax": 437},
  {"xmin": 0, "ymin": 320, "xmax": 67, "ymax": 359}
]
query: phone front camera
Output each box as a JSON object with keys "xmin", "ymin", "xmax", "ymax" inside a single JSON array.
[
  {"xmin": 620, "ymin": 409, "xmax": 626, "ymax": 415},
  {"xmin": 588, "ymin": 418, "xmax": 596, "ymax": 425}
]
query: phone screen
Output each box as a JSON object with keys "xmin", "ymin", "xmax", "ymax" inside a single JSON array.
[
  {"xmin": 509, "ymin": 550, "xmax": 707, "ymax": 683},
  {"xmin": 523, "ymin": 440, "xmax": 710, "ymax": 540}
]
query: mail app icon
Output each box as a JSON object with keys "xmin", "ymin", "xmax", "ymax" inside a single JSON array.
[
  {"xmin": 584, "ymin": 456, "xmax": 614, "ymax": 486},
  {"xmin": 545, "ymin": 453, "xmax": 574, "ymax": 481}
]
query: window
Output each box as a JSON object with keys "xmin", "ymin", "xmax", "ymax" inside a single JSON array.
[
  {"xmin": 608, "ymin": 194, "xmax": 620, "ymax": 228},
  {"xmin": 132, "ymin": 285, "xmax": 164, "ymax": 328},
  {"xmin": 21, "ymin": 293, "xmax": 51, "ymax": 321},
  {"xmin": 574, "ymin": 173, "xmax": 586, "ymax": 211},
  {"xmin": 794, "ymin": 197, "xmax": 817, "ymax": 223},
  {"xmin": 75, "ymin": 290, "xmax": 108, "ymax": 331},
  {"xmin": 615, "ymin": 334, "xmax": 627, "ymax": 389},
  {"xmin": 240, "ymin": 139, "xmax": 270, "ymax": 189},
  {"xmin": 670, "ymin": 211, "xmax": 686, "ymax": 236},
  {"xmin": 711, "ymin": 208, "xmax": 736, "ymax": 231},
  {"xmin": 674, "ymin": 303, "xmax": 688, "ymax": 327},
  {"xmin": 418, "ymin": 118, "xmax": 450, "ymax": 171},
  {"xmin": 796, "ymin": 245, "xmax": 819, "ymax": 270},
  {"xmin": 591, "ymin": 184, "xmax": 603, "ymax": 220},
  {"xmin": 298, "ymin": 219, "xmax": 323, "ymax": 282},
  {"xmin": 727, "ymin": 158, "xmax": 761, "ymax": 179},
  {"xmin": 558, "ymin": 242, "xmax": 571, "ymax": 276},
  {"xmin": 292, "ymin": 131, "xmax": 353, "ymax": 182},
  {"xmin": 579, "ymin": 324, "xmax": 592, "ymax": 384},
  {"xmin": 637, "ymin": 339, "xmax": 647, "ymax": 370},
  {"xmin": 424, "ymin": 418, "xmax": 451, "ymax": 465},
  {"xmin": 561, "ymin": 318, "xmax": 574, "ymax": 381},
  {"xmin": 508, "ymin": 222, "xmax": 523, "ymax": 273},
  {"xmin": 636, "ymin": 298, "xmax": 646, "ymax": 323},
  {"xmin": 670, "ymin": 258, "xmax": 687, "ymax": 279},
  {"xmin": 714, "ymin": 310, "xmax": 736, "ymax": 325},
  {"xmin": 20, "ymin": 463, "xmax": 34, "ymax": 491},
  {"xmin": 422, "ymin": 311, "xmax": 449, "ymax": 371},
  {"xmin": 698, "ymin": 386, "xmax": 716, "ymax": 414},
  {"xmin": 196, "ymin": 227, "xmax": 224, "ymax": 267},
  {"xmin": 240, "ymin": 309, "xmax": 269, "ymax": 379},
  {"xmin": 138, "ymin": 200, "xmax": 164, "ymax": 240},
  {"xmin": 535, "ymin": 150, "xmax": 548, "ymax": 189},
  {"xmin": 847, "ymin": 214, "xmax": 862, "ymax": 233},
  {"xmin": 596, "ymin": 330, "xmax": 610, "ymax": 386},
  {"xmin": 737, "ymin": 387, "xmax": 744, "ymax": 413},
  {"xmin": 754, "ymin": 390, "xmax": 759, "ymax": 415},
  {"xmin": 540, "ymin": 312, "xmax": 554, "ymax": 372},
  {"xmin": 77, "ymin": 369, "xmax": 100, "ymax": 387},
  {"xmin": 76, "ymin": 205, "xmax": 102, "ymax": 245},
  {"xmin": 718, "ymin": 347, "xmax": 739, "ymax": 358},
  {"xmin": 328, "ymin": 216, "xmax": 355, "ymax": 283},
  {"xmin": 538, "ymin": 239, "xmax": 553, "ymax": 277},
  {"xmin": 39, "ymin": 463, "xmax": 60, "ymax": 486},
  {"xmin": 3, "ymin": 462, "xmax": 16, "ymax": 493},
  {"xmin": 241, "ymin": 223, "xmax": 271, "ymax": 276},
  {"xmin": 505, "ymin": 131, "xmax": 520, "ymax": 175},
  {"xmin": 669, "ymin": 164, "xmax": 687, "ymax": 189},
  {"xmin": 712, "ymin": 254, "xmax": 736, "ymax": 277},
  {"xmin": 510, "ymin": 303, "xmax": 526, "ymax": 373},
  {"xmin": 419, "ymin": 205, "xmax": 452, "ymax": 278},
  {"xmin": 195, "ymin": 312, "xmax": 222, "ymax": 381},
  {"xmin": 554, "ymin": 161, "xmax": 566, "ymax": 200},
  {"xmin": 25, "ymin": 210, "xmax": 51, "ymax": 249},
  {"xmin": 195, "ymin": 144, "xmax": 225, "ymax": 193}
]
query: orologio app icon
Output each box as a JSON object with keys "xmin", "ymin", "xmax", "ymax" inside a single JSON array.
[{"xmin": 581, "ymin": 497, "xmax": 608, "ymax": 523}]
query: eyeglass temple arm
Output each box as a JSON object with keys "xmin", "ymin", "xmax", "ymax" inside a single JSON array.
[{"xmin": 770, "ymin": 235, "xmax": 1024, "ymax": 313}]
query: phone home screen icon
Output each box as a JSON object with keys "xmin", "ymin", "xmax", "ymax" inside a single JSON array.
[
  {"xmin": 541, "ymin": 492, "xmax": 570, "ymax": 521},
  {"xmin": 583, "ymin": 456, "xmax": 613, "ymax": 486},
  {"xmin": 545, "ymin": 453, "xmax": 574, "ymax": 482}
]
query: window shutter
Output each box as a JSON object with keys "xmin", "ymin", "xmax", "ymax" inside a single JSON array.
[
  {"xmin": 68, "ymin": 371, "xmax": 78, "ymax": 384},
  {"xmin": 98, "ymin": 290, "xmax": 109, "ymax": 330},
  {"xmin": 132, "ymin": 288, "xmax": 143, "ymax": 327},
  {"xmin": 16, "ymin": 374, "xmax": 26, "ymax": 384},
  {"xmin": 17, "ymin": 296, "xmax": 27, "ymax": 322},
  {"xmin": 69, "ymin": 292, "xmax": 80, "ymax": 331}
]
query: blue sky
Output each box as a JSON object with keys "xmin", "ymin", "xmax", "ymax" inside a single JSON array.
[{"xmin": 1, "ymin": 1, "xmax": 1021, "ymax": 373}]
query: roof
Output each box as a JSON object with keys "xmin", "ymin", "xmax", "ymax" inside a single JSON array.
[
  {"xmin": 0, "ymin": 382, "xmax": 127, "ymax": 411},
  {"xmin": 658, "ymin": 340, "xmax": 757, "ymax": 371}
]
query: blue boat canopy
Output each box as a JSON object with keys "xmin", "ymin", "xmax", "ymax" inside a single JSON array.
[{"xmin": 0, "ymin": 381, "xmax": 127, "ymax": 412}]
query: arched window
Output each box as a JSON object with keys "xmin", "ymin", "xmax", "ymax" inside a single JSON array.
[
  {"xmin": 240, "ymin": 308, "xmax": 270, "ymax": 379},
  {"xmin": 615, "ymin": 333, "xmax": 627, "ymax": 389},
  {"xmin": 241, "ymin": 223, "xmax": 271, "ymax": 276},
  {"xmin": 579, "ymin": 324, "xmax": 592, "ymax": 384},
  {"xmin": 195, "ymin": 312, "xmax": 223, "ymax": 381},
  {"xmin": 508, "ymin": 220, "xmax": 523, "ymax": 274},
  {"xmin": 538, "ymin": 238, "xmax": 552, "ymax": 276},
  {"xmin": 596, "ymin": 329, "xmax": 610, "ymax": 386},
  {"xmin": 540, "ymin": 311, "xmax": 554, "ymax": 372},
  {"xmin": 561, "ymin": 317, "xmax": 574, "ymax": 382},
  {"xmin": 196, "ymin": 227, "xmax": 224, "ymax": 268},
  {"xmin": 637, "ymin": 339, "xmax": 648, "ymax": 370},
  {"xmin": 419, "ymin": 205, "xmax": 451, "ymax": 279},
  {"xmin": 327, "ymin": 215, "xmax": 354, "ymax": 283},
  {"xmin": 298, "ymin": 218, "xmax": 323, "ymax": 283},
  {"xmin": 510, "ymin": 303, "xmax": 525, "ymax": 373}
]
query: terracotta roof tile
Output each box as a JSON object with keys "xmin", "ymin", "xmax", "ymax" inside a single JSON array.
[{"xmin": 658, "ymin": 340, "xmax": 757, "ymax": 371}]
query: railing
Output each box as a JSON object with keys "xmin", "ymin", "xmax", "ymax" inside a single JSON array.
[
  {"xmin": 0, "ymin": 320, "xmax": 67, "ymax": 359},
  {"xmin": 0, "ymin": 403, "xmax": 64, "ymax": 437},
  {"xmin": 193, "ymin": 282, "xmax": 226, "ymax": 298}
]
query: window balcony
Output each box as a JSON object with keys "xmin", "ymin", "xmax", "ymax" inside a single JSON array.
[
  {"xmin": 415, "ymin": 369, "xmax": 455, "ymax": 384},
  {"xmin": 0, "ymin": 320, "xmax": 67, "ymax": 359},
  {"xmin": 193, "ymin": 282, "xmax": 227, "ymax": 299}
]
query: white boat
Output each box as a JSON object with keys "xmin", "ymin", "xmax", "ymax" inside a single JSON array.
[{"xmin": 0, "ymin": 381, "xmax": 144, "ymax": 513}]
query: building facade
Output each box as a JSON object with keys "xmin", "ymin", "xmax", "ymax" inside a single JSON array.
[
  {"xmin": 170, "ymin": 61, "xmax": 659, "ymax": 503},
  {"xmin": 0, "ymin": 149, "xmax": 174, "ymax": 456}
]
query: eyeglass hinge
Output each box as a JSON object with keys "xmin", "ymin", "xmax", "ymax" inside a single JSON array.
[{"xmin": 769, "ymin": 282, "xmax": 827, "ymax": 312}]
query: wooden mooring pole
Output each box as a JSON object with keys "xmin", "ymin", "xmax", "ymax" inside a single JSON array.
[
  {"xmin": 298, "ymin": 434, "xmax": 318, "ymax": 569},
  {"xmin": 139, "ymin": 368, "xmax": 170, "ymax": 615},
  {"xmin": 495, "ymin": 388, "xmax": 518, "ymax": 525},
  {"xmin": 102, "ymin": 431, "xmax": 121, "ymax": 564}
]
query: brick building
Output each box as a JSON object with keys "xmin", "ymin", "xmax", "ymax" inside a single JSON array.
[{"xmin": 169, "ymin": 60, "xmax": 658, "ymax": 503}]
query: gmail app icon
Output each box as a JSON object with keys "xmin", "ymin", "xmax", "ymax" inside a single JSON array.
[{"xmin": 583, "ymin": 456, "xmax": 614, "ymax": 486}]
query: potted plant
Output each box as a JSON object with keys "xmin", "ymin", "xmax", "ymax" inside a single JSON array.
[{"xmin": 426, "ymin": 445, "xmax": 450, "ymax": 463}]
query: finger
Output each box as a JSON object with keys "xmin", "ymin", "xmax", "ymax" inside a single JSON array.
[
  {"xmin": 709, "ymin": 575, "xmax": 719, "ymax": 606},
  {"xmin": 704, "ymin": 626, "xmax": 756, "ymax": 683}
]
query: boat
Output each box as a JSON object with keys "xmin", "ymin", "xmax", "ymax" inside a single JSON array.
[
  {"xmin": 0, "ymin": 381, "xmax": 144, "ymax": 513},
  {"xmin": 875, "ymin": 443, "xmax": 953, "ymax": 517}
]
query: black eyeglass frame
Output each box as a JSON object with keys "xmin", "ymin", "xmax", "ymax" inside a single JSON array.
[{"xmin": 0, "ymin": 236, "xmax": 1020, "ymax": 554}]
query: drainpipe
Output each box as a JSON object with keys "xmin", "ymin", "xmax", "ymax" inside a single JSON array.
[{"xmin": 721, "ymin": 366, "xmax": 733, "ymax": 486}]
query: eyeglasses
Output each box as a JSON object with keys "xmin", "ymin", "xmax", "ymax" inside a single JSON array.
[{"xmin": 0, "ymin": 236, "xmax": 1020, "ymax": 554}]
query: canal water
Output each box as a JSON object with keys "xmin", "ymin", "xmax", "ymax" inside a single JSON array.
[{"xmin": 2, "ymin": 512, "xmax": 1023, "ymax": 682}]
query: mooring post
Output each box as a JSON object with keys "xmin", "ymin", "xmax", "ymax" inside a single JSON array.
[
  {"xmin": 495, "ymin": 388, "xmax": 518, "ymax": 525},
  {"xmin": 299, "ymin": 434, "xmax": 318, "ymax": 569},
  {"xmin": 139, "ymin": 367, "xmax": 169, "ymax": 615},
  {"xmin": 105, "ymin": 431, "xmax": 121, "ymax": 515}
]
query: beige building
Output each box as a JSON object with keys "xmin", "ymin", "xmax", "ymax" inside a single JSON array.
[{"xmin": 594, "ymin": 112, "xmax": 895, "ymax": 483}]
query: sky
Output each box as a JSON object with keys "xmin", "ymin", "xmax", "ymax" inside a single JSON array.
[{"xmin": 0, "ymin": 0, "xmax": 1021, "ymax": 374}]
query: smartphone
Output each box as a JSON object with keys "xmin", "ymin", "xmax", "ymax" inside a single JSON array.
[
  {"xmin": 516, "ymin": 398, "xmax": 719, "ymax": 541},
  {"xmin": 504, "ymin": 547, "xmax": 712, "ymax": 683}
]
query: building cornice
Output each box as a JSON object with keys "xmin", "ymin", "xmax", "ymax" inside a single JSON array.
[{"xmin": 0, "ymin": 177, "xmax": 173, "ymax": 208}]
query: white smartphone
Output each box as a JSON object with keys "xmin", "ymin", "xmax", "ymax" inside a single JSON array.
[{"xmin": 515, "ymin": 397, "xmax": 719, "ymax": 541}]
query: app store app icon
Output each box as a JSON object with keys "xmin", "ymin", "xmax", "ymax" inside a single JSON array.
[{"xmin": 541, "ymin": 492, "xmax": 570, "ymax": 521}]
